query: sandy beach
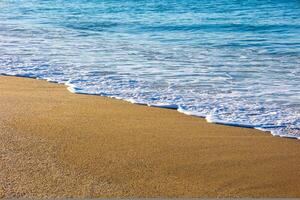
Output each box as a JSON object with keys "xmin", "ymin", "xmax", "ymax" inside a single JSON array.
[{"xmin": 0, "ymin": 75, "xmax": 300, "ymax": 198}]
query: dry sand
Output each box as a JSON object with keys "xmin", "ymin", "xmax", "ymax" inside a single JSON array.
[{"xmin": 0, "ymin": 75, "xmax": 300, "ymax": 198}]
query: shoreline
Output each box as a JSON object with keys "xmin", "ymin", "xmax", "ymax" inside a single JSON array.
[
  {"xmin": 1, "ymin": 73, "xmax": 296, "ymax": 140},
  {"xmin": 1, "ymin": 75, "xmax": 300, "ymax": 197}
]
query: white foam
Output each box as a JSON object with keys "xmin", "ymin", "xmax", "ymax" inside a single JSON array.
[{"xmin": 1, "ymin": 70, "xmax": 299, "ymax": 140}]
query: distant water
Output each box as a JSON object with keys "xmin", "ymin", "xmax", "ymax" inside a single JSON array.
[{"xmin": 1, "ymin": 0, "xmax": 300, "ymax": 138}]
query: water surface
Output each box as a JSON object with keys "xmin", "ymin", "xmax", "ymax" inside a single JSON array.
[{"xmin": 1, "ymin": 0, "xmax": 300, "ymax": 138}]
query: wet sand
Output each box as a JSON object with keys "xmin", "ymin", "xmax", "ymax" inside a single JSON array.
[{"xmin": 0, "ymin": 75, "xmax": 300, "ymax": 198}]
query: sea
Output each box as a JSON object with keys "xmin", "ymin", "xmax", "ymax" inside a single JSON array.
[{"xmin": 1, "ymin": 0, "xmax": 300, "ymax": 138}]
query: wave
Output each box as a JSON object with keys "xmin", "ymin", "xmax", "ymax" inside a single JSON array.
[
  {"xmin": 136, "ymin": 23, "xmax": 300, "ymax": 33},
  {"xmin": 1, "ymin": 0, "xmax": 300, "ymax": 140},
  {"xmin": 1, "ymin": 71, "xmax": 299, "ymax": 140}
]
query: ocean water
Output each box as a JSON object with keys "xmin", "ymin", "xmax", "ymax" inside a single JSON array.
[{"xmin": 1, "ymin": 0, "xmax": 300, "ymax": 138}]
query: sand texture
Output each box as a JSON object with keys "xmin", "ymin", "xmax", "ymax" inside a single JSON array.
[{"xmin": 0, "ymin": 76, "xmax": 300, "ymax": 198}]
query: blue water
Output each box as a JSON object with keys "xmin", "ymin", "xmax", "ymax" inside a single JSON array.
[{"xmin": 1, "ymin": 0, "xmax": 300, "ymax": 138}]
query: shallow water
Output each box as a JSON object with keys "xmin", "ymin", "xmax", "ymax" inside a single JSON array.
[{"xmin": 1, "ymin": 0, "xmax": 300, "ymax": 138}]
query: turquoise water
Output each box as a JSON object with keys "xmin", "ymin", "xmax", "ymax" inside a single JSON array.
[{"xmin": 1, "ymin": 0, "xmax": 300, "ymax": 138}]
